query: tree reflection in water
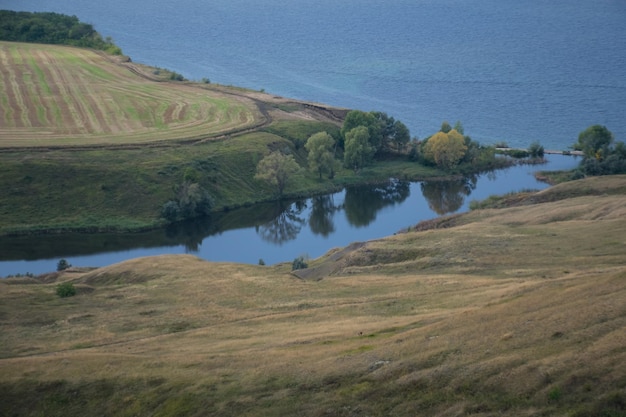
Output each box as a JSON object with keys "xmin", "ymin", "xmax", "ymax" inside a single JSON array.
[
  {"xmin": 165, "ymin": 216, "xmax": 219, "ymax": 252},
  {"xmin": 309, "ymin": 195, "xmax": 340, "ymax": 237},
  {"xmin": 420, "ymin": 175, "xmax": 478, "ymax": 215},
  {"xmin": 344, "ymin": 179, "xmax": 410, "ymax": 227},
  {"xmin": 256, "ymin": 201, "xmax": 307, "ymax": 245}
]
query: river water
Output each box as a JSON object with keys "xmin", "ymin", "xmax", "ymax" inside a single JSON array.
[
  {"xmin": 1, "ymin": 155, "xmax": 579, "ymax": 276},
  {"xmin": 0, "ymin": 0, "xmax": 622, "ymax": 275}
]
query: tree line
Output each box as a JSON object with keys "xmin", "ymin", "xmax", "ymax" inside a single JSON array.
[
  {"xmin": 251, "ymin": 111, "xmax": 506, "ymax": 198},
  {"xmin": 251, "ymin": 113, "xmax": 625, "ymax": 202},
  {"xmin": 0, "ymin": 10, "xmax": 122, "ymax": 54}
]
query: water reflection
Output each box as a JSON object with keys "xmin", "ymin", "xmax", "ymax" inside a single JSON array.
[
  {"xmin": 0, "ymin": 155, "xmax": 581, "ymax": 276},
  {"xmin": 344, "ymin": 179, "xmax": 410, "ymax": 227},
  {"xmin": 165, "ymin": 217, "xmax": 216, "ymax": 252},
  {"xmin": 309, "ymin": 195, "xmax": 340, "ymax": 237},
  {"xmin": 256, "ymin": 201, "xmax": 306, "ymax": 245},
  {"xmin": 420, "ymin": 175, "xmax": 477, "ymax": 215}
]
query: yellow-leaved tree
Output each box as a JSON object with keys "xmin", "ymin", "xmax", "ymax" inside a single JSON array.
[{"xmin": 424, "ymin": 129, "xmax": 467, "ymax": 169}]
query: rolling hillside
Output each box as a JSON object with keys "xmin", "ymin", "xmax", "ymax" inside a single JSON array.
[{"xmin": 1, "ymin": 176, "xmax": 624, "ymax": 416}]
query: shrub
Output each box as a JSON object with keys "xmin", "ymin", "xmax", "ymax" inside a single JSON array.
[
  {"xmin": 528, "ymin": 141, "xmax": 545, "ymax": 158},
  {"xmin": 57, "ymin": 259, "xmax": 71, "ymax": 271},
  {"xmin": 498, "ymin": 148, "xmax": 529, "ymax": 158},
  {"xmin": 292, "ymin": 256, "xmax": 308, "ymax": 271},
  {"xmin": 56, "ymin": 282, "xmax": 76, "ymax": 298},
  {"xmin": 161, "ymin": 200, "xmax": 181, "ymax": 222},
  {"xmin": 258, "ymin": 259, "xmax": 266, "ymax": 266},
  {"xmin": 169, "ymin": 72, "xmax": 185, "ymax": 81}
]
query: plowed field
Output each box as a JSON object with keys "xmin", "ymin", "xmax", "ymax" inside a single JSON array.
[{"xmin": 0, "ymin": 41, "xmax": 263, "ymax": 147}]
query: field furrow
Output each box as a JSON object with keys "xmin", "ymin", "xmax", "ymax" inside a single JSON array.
[
  {"xmin": 0, "ymin": 45, "xmax": 28, "ymax": 128},
  {"xmin": 34, "ymin": 49, "xmax": 70, "ymax": 130},
  {"xmin": 38, "ymin": 49, "xmax": 88, "ymax": 134},
  {"xmin": 0, "ymin": 41, "xmax": 264, "ymax": 147},
  {"xmin": 19, "ymin": 50, "xmax": 51, "ymax": 128},
  {"xmin": 0, "ymin": 51, "xmax": 15, "ymax": 126}
]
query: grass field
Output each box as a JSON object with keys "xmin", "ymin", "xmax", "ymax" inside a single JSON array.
[
  {"xmin": 1, "ymin": 176, "xmax": 624, "ymax": 416},
  {"xmin": 0, "ymin": 41, "xmax": 263, "ymax": 147}
]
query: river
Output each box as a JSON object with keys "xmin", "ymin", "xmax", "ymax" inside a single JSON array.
[
  {"xmin": 0, "ymin": 0, "xmax": 621, "ymax": 275},
  {"xmin": 0, "ymin": 155, "xmax": 579, "ymax": 277}
]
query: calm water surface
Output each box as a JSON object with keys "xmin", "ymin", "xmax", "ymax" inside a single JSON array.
[
  {"xmin": 0, "ymin": 0, "xmax": 621, "ymax": 274},
  {"xmin": 0, "ymin": 156, "xmax": 579, "ymax": 276},
  {"xmin": 3, "ymin": 0, "xmax": 626, "ymax": 149}
]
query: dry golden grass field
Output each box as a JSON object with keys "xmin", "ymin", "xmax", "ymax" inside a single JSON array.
[
  {"xmin": 1, "ymin": 176, "xmax": 625, "ymax": 416},
  {"xmin": 0, "ymin": 41, "xmax": 288, "ymax": 147}
]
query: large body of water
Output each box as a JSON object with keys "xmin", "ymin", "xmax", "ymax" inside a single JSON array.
[
  {"xmin": 1, "ymin": 1, "xmax": 624, "ymax": 276},
  {"xmin": 5, "ymin": 0, "xmax": 626, "ymax": 150}
]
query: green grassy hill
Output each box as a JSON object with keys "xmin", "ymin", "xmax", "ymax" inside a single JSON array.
[
  {"xmin": 1, "ymin": 175, "xmax": 624, "ymax": 416},
  {"xmin": 0, "ymin": 41, "xmax": 450, "ymax": 235}
]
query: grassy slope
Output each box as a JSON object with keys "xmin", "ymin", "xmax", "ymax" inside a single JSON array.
[
  {"xmin": 0, "ymin": 41, "xmax": 448, "ymax": 234},
  {"xmin": 1, "ymin": 176, "xmax": 624, "ymax": 417},
  {"xmin": 0, "ymin": 41, "xmax": 261, "ymax": 146}
]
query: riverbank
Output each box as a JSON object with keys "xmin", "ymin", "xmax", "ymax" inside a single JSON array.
[
  {"xmin": 0, "ymin": 41, "xmax": 522, "ymax": 237},
  {"xmin": 2, "ymin": 175, "xmax": 624, "ymax": 417}
]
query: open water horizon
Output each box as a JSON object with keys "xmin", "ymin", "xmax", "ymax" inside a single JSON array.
[{"xmin": 4, "ymin": 0, "xmax": 626, "ymax": 149}]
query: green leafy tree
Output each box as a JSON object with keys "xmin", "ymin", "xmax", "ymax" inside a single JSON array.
[
  {"xmin": 575, "ymin": 125, "xmax": 614, "ymax": 160},
  {"xmin": 344, "ymin": 126, "xmax": 375, "ymax": 171},
  {"xmin": 453, "ymin": 121, "xmax": 464, "ymax": 135},
  {"xmin": 341, "ymin": 110, "xmax": 383, "ymax": 152},
  {"xmin": 161, "ymin": 182, "xmax": 214, "ymax": 222},
  {"xmin": 255, "ymin": 152, "xmax": 300, "ymax": 195},
  {"xmin": 57, "ymin": 259, "xmax": 71, "ymax": 271},
  {"xmin": 440, "ymin": 121, "xmax": 452, "ymax": 133},
  {"xmin": 424, "ymin": 129, "xmax": 467, "ymax": 169},
  {"xmin": 391, "ymin": 120, "xmax": 411, "ymax": 151},
  {"xmin": 0, "ymin": 11, "xmax": 122, "ymax": 53},
  {"xmin": 305, "ymin": 131, "xmax": 336, "ymax": 179}
]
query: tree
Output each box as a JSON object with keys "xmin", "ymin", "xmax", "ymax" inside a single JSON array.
[
  {"xmin": 575, "ymin": 125, "xmax": 614, "ymax": 160},
  {"xmin": 528, "ymin": 141, "xmax": 545, "ymax": 158},
  {"xmin": 440, "ymin": 121, "xmax": 452, "ymax": 133},
  {"xmin": 453, "ymin": 121, "xmax": 464, "ymax": 135},
  {"xmin": 57, "ymin": 259, "xmax": 71, "ymax": 271},
  {"xmin": 424, "ymin": 129, "xmax": 467, "ymax": 169},
  {"xmin": 305, "ymin": 131, "xmax": 335, "ymax": 179},
  {"xmin": 161, "ymin": 181, "xmax": 214, "ymax": 222},
  {"xmin": 176, "ymin": 182, "xmax": 213, "ymax": 218},
  {"xmin": 255, "ymin": 151, "xmax": 300, "ymax": 195},
  {"xmin": 391, "ymin": 120, "xmax": 411, "ymax": 151},
  {"xmin": 344, "ymin": 126, "xmax": 374, "ymax": 171},
  {"xmin": 341, "ymin": 110, "xmax": 383, "ymax": 152}
]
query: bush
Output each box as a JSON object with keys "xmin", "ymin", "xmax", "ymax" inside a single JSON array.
[
  {"xmin": 528, "ymin": 141, "xmax": 545, "ymax": 158},
  {"xmin": 161, "ymin": 182, "xmax": 214, "ymax": 223},
  {"xmin": 258, "ymin": 259, "xmax": 266, "ymax": 266},
  {"xmin": 498, "ymin": 148, "xmax": 529, "ymax": 158},
  {"xmin": 169, "ymin": 72, "xmax": 185, "ymax": 81},
  {"xmin": 292, "ymin": 256, "xmax": 308, "ymax": 271},
  {"xmin": 57, "ymin": 259, "xmax": 71, "ymax": 271},
  {"xmin": 56, "ymin": 282, "xmax": 76, "ymax": 298},
  {"xmin": 161, "ymin": 200, "xmax": 181, "ymax": 222}
]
